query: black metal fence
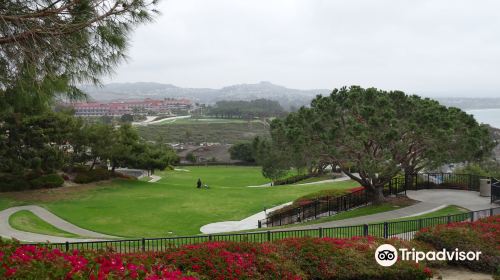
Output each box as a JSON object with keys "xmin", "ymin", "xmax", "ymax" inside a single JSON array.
[
  {"xmin": 39, "ymin": 207, "xmax": 500, "ymax": 253},
  {"xmin": 403, "ymin": 173, "xmax": 481, "ymax": 191},
  {"xmin": 259, "ymin": 188, "xmax": 370, "ymax": 228},
  {"xmin": 260, "ymin": 173, "xmax": 480, "ymax": 228},
  {"xmin": 492, "ymin": 177, "xmax": 500, "ymax": 204}
]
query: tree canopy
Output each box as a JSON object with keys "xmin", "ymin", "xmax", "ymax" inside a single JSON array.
[
  {"xmin": 0, "ymin": 0, "xmax": 158, "ymax": 95},
  {"xmin": 207, "ymin": 99, "xmax": 285, "ymax": 119},
  {"xmin": 266, "ymin": 86, "xmax": 494, "ymax": 202},
  {"xmin": 0, "ymin": 1, "xmax": 164, "ymax": 189}
]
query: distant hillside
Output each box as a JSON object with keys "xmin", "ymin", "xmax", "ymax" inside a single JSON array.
[
  {"xmin": 436, "ymin": 98, "xmax": 500, "ymax": 110},
  {"xmin": 79, "ymin": 81, "xmax": 330, "ymax": 110},
  {"xmin": 80, "ymin": 82, "xmax": 500, "ymax": 111}
]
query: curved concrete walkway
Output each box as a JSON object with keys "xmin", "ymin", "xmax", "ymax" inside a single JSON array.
[
  {"xmin": 0, "ymin": 205, "xmax": 118, "ymax": 243},
  {"xmin": 406, "ymin": 189, "xmax": 495, "ymax": 211},
  {"xmin": 275, "ymin": 189, "xmax": 498, "ymax": 231},
  {"xmin": 246, "ymin": 175, "xmax": 351, "ymax": 188},
  {"xmin": 200, "ymin": 202, "xmax": 292, "ymax": 234},
  {"xmin": 148, "ymin": 175, "xmax": 162, "ymax": 182}
]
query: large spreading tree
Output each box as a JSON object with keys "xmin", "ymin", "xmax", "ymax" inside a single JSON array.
[{"xmin": 269, "ymin": 86, "xmax": 494, "ymax": 202}]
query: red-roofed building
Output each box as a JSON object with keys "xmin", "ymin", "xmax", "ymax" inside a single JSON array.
[{"xmin": 70, "ymin": 98, "xmax": 192, "ymax": 116}]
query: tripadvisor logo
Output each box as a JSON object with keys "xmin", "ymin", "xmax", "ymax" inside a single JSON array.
[
  {"xmin": 374, "ymin": 244, "xmax": 482, "ymax": 267},
  {"xmin": 375, "ymin": 244, "xmax": 398, "ymax": 267}
]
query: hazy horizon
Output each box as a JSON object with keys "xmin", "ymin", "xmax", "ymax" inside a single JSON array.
[{"xmin": 102, "ymin": 0, "xmax": 500, "ymax": 98}]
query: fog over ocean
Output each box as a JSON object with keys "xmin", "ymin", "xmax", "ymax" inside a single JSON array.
[{"xmin": 467, "ymin": 109, "xmax": 500, "ymax": 129}]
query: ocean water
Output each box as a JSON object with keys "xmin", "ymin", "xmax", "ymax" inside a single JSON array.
[{"xmin": 467, "ymin": 109, "xmax": 500, "ymax": 129}]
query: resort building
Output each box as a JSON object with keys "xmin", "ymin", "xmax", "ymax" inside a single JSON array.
[{"xmin": 69, "ymin": 98, "xmax": 193, "ymax": 116}]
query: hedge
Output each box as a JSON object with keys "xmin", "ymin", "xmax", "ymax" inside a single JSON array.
[
  {"xmin": 0, "ymin": 237, "xmax": 433, "ymax": 280},
  {"xmin": 415, "ymin": 215, "xmax": 500, "ymax": 275},
  {"xmin": 29, "ymin": 174, "xmax": 64, "ymax": 189},
  {"xmin": 73, "ymin": 168, "xmax": 113, "ymax": 184},
  {"xmin": 0, "ymin": 173, "xmax": 64, "ymax": 192}
]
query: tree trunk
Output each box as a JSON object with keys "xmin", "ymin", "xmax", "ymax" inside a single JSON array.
[
  {"xmin": 368, "ymin": 186, "xmax": 385, "ymax": 205},
  {"xmin": 89, "ymin": 158, "xmax": 97, "ymax": 171},
  {"xmin": 404, "ymin": 167, "xmax": 416, "ymax": 190}
]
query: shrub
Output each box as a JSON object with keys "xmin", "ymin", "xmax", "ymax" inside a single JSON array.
[
  {"xmin": 74, "ymin": 168, "xmax": 113, "ymax": 184},
  {"xmin": 0, "ymin": 174, "xmax": 31, "ymax": 192},
  {"xmin": 273, "ymin": 174, "xmax": 315, "ymax": 186},
  {"xmin": 0, "ymin": 237, "xmax": 437, "ymax": 280},
  {"xmin": 0, "ymin": 240, "xmax": 197, "ymax": 279},
  {"xmin": 163, "ymin": 242, "xmax": 303, "ymax": 279},
  {"xmin": 415, "ymin": 216, "xmax": 500, "ymax": 275},
  {"xmin": 415, "ymin": 181, "xmax": 436, "ymax": 189},
  {"xmin": 29, "ymin": 174, "xmax": 64, "ymax": 189},
  {"xmin": 438, "ymin": 182, "xmax": 469, "ymax": 190},
  {"xmin": 275, "ymin": 237, "xmax": 432, "ymax": 280}
]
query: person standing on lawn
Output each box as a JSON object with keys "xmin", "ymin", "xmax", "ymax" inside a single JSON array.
[{"xmin": 197, "ymin": 178, "xmax": 202, "ymax": 189}]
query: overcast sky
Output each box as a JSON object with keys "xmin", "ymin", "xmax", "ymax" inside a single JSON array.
[{"xmin": 108, "ymin": 0, "xmax": 500, "ymax": 97}]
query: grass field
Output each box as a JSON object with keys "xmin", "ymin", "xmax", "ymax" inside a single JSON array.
[
  {"xmin": 2, "ymin": 166, "xmax": 359, "ymax": 237},
  {"xmin": 137, "ymin": 118, "xmax": 270, "ymax": 143},
  {"xmin": 153, "ymin": 118, "xmax": 261, "ymax": 125},
  {"xmin": 9, "ymin": 210, "xmax": 79, "ymax": 238}
]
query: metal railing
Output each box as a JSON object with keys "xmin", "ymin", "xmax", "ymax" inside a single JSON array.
[
  {"xmin": 260, "ymin": 173, "xmax": 481, "ymax": 228},
  {"xmin": 259, "ymin": 188, "xmax": 369, "ymax": 228},
  {"xmin": 38, "ymin": 207, "xmax": 500, "ymax": 253},
  {"xmin": 403, "ymin": 173, "xmax": 481, "ymax": 191},
  {"xmin": 492, "ymin": 177, "xmax": 500, "ymax": 204}
]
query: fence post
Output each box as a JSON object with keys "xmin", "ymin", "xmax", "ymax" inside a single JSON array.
[
  {"xmin": 209, "ymin": 235, "xmax": 213, "ymax": 241},
  {"xmin": 258, "ymin": 220, "xmax": 262, "ymax": 228},
  {"xmin": 314, "ymin": 200, "xmax": 318, "ymax": 219},
  {"xmin": 447, "ymin": 214, "xmax": 451, "ymax": 224},
  {"xmin": 267, "ymin": 231, "xmax": 271, "ymax": 242},
  {"xmin": 363, "ymin": 224, "xmax": 369, "ymax": 237},
  {"xmin": 65, "ymin": 241, "xmax": 69, "ymax": 252},
  {"xmin": 418, "ymin": 218, "xmax": 422, "ymax": 230},
  {"xmin": 319, "ymin": 227, "xmax": 323, "ymax": 238},
  {"xmin": 383, "ymin": 222, "xmax": 388, "ymax": 239},
  {"xmin": 469, "ymin": 211, "xmax": 474, "ymax": 222},
  {"xmin": 141, "ymin": 238, "xmax": 146, "ymax": 252},
  {"xmin": 491, "ymin": 208, "xmax": 494, "ymax": 217}
]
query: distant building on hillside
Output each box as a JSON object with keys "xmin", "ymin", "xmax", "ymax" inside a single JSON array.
[{"xmin": 69, "ymin": 98, "xmax": 193, "ymax": 116}]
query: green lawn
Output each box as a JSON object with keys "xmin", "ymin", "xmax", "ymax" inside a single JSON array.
[
  {"xmin": 3, "ymin": 166, "xmax": 359, "ymax": 238},
  {"xmin": 139, "ymin": 176, "xmax": 152, "ymax": 182},
  {"xmin": 153, "ymin": 118, "xmax": 262, "ymax": 125},
  {"xmin": 0, "ymin": 198, "xmax": 18, "ymax": 211},
  {"xmin": 291, "ymin": 174, "xmax": 335, "ymax": 185},
  {"xmin": 137, "ymin": 120, "xmax": 269, "ymax": 143},
  {"xmin": 389, "ymin": 205, "xmax": 468, "ymax": 222},
  {"xmin": 9, "ymin": 210, "xmax": 79, "ymax": 238}
]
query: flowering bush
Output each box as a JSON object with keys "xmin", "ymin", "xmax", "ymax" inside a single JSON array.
[
  {"xmin": 0, "ymin": 239, "xmax": 197, "ymax": 280},
  {"xmin": 0, "ymin": 236, "xmax": 436, "ymax": 280},
  {"xmin": 163, "ymin": 241, "xmax": 303, "ymax": 280},
  {"xmin": 415, "ymin": 215, "xmax": 500, "ymax": 275},
  {"xmin": 275, "ymin": 237, "xmax": 432, "ymax": 280}
]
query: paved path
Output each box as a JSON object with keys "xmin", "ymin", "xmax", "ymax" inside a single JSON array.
[
  {"xmin": 200, "ymin": 202, "xmax": 292, "ymax": 234},
  {"xmin": 148, "ymin": 175, "xmax": 162, "ymax": 182},
  {"xmin": 270, "ymin": 189, "xmax": 498, "ymax": 231},
  {"xmin": 0, "ymin": 205, "xmax": 118, "ymax": 243},
  {"xmin": 276, "ymin": 202, "xmax": 445, "ymax": 231},
  {"xmin": 406, "ymin": 189, "xmax": 495, "ymax": 211},
  {"xmin": 132, "ymin": 115, "xmax": 191, "ymax": 126},
  {"xmin": 246, "ymin": 175, "xmax": 352, "ymax": 188},
  {"xmin": 293, "ymin": 176, "xmax": 351, "ymax": 186}
]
